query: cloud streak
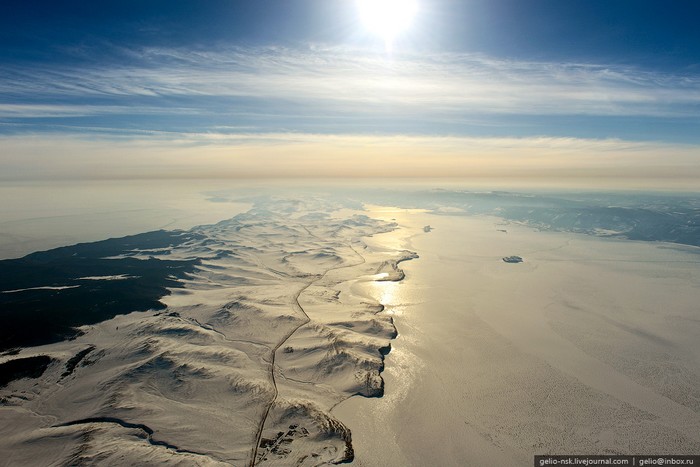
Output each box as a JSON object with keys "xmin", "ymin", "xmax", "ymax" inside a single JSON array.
[
  {"xmin": 2, "ymin": 45, "xmax": 699, "ymax": 123},
  {"xmin": 2, "ymin": 45, "xmax": 699, "ymax": 185}
]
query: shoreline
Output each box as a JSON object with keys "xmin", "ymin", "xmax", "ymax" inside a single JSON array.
[
  {"xmin": 334, "ymin": 208, "xmax": 700, "ymax": 466},
  {"xmin": 0, "ymin": 199, "xmax": 415, "ymax": 466},
  {"xmin": 3, "ymin": 197, "xmax": 700, "ymax": 465}
]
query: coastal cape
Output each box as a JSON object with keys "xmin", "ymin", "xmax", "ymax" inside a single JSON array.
[{"xmin": 0, "ymin": 197, "xmax": 416, "ymax": 466}]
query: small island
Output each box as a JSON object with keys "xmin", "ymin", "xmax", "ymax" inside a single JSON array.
[{"xmin": 502, "ymin": 255, "xmax": 523, "ymax": 263}]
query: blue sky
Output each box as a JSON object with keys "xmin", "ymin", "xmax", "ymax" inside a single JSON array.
[{"xmin": 1, "ymin": 0, "xmax": 699, "ymax": 184}]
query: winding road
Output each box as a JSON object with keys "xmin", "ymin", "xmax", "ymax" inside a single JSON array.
[{"xmin": 249, "ymin": 240, "xmax": 367, "ymax": 466}]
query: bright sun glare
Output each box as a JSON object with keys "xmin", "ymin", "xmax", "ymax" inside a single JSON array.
[{"xmin": 357, "ymin": 0, "xmax": 418, "ymax": 51}]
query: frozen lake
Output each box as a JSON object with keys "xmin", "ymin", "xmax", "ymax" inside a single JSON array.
[
  {"xmin": 3, "ymin": 182, "xmax": 700, "ymax": 465},
  {"xmin": 0, "ymin": 180, "xmax": 253, "ymax": 259},
  {"xmin": 335, "ymin": 207, "xmax": 700, "ymax": 466}
]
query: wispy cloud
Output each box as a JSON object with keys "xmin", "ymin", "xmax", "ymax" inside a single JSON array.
[
  {"xmin": 2, "ymin": 45, "xmax": 699, "ymax": 186},
  {"xmin": 1, "ymin": 45, "xmax": 699, "ymax": 124},
  {"xmin": 0, "ymin": 103, "xmax": 208, "ymax": 118}
]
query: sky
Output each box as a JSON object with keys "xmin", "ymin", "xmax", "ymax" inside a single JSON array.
[{"xmin": 1, "ymin": 0, "xmax": 699, "ymax": 186}]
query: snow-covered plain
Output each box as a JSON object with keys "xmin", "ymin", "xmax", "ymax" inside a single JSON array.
[
  {"xmin": 3, "ymin": 186, "xmax": 700, "ymax": 467},
  {"xmin": 0, "ymin": 197, "xmax": 415, "ymax": 466}
]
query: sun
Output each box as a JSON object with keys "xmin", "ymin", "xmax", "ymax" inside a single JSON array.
[{"xmin": 357, "ymin": 0, "xmax": 418, "ymax": 51}]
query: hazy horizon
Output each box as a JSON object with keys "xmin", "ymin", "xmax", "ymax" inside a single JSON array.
[
  {"xmin": 2, "ymin": 0, "xmax": 699, "ymax": 188},
  {"xmin": 2, "ymin": 2, "xmax": 700, "ymax": 465}
]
